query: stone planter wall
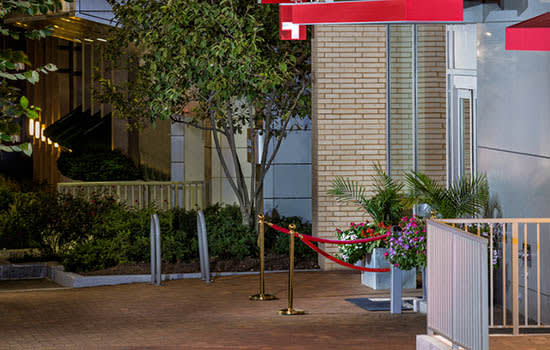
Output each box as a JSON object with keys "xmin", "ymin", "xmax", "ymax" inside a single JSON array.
[{"xmin": 360, "ymin": 248, "xmax": 416, "ymax": 290}]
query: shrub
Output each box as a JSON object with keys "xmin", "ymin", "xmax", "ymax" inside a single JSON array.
[
  {"xmin": 0, "ymin": 178, "xmax": 314, "ymax": 272},
  {"xmin": 267, "ymin": 215, "xmax": 316, "ymax": 261},
  {"xmin": 57, "ymin": 150, "xmax": 142, "ymax": 181}
]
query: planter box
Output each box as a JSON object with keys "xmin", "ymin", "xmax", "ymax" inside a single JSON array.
[{"xmin": 360, "ymin": 248, "xmax": 416, "ymax": 290}]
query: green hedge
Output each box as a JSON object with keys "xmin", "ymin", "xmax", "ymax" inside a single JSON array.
[{"xmin": 0, "ymin": 177, "xmax": 314, "ymax": 273}]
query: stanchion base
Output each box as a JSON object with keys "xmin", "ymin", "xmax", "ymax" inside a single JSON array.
[
  {"xmin": 278, "ymin": 308, "xmax": 305, "ymax": 315},
  {"xmin": 249, "ymin": 293, "xmax": 277, "ymax": 301}
]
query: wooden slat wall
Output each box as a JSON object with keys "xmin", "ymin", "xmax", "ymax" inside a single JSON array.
[{"xmin": 26, "ymin": 36, "xmax": 106, "ymax": 185}]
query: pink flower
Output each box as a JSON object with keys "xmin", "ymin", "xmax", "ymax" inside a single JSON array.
[
  {"xmin": 394, "ymin": 263, "xmax": 399, "ymax": 267},
  {"xmin": 350, "ymin": 222, "xmax": 355, "ymax": 227},
  {"xmin": 402, "ymin": 217, "xmax": 408, "ymax": 221},
  {"xmin": 336, "ymin": 229, "xmax": 342, "ymax": 233},
  {"xmin": 384, "ymin": 252, "xmax": 389, "ymax": 257}
]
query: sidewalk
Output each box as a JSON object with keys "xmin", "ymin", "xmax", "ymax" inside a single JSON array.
[{"xmin": 1, "ymin": 271, "xmax": 425, "ymax": 349}]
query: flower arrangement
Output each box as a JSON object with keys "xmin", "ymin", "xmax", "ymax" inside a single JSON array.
[
  {"xmin": 336, "ymin": 221, "xmax": 390, "ymax": 265},
  {"xmin": 386, "ymin": 216, "xmax": 426, "ymax": 271}
]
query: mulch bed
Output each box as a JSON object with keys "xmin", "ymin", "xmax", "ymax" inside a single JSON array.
[{"xmin": 81, "ymin": 253, "xmax": 319, "ymax": 276}]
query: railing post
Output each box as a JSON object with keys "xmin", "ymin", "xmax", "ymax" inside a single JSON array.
[
  {"xmin": 278, "ymin": 224, "xmax": 304, "ymax": 315},
  {"xmin": 391, "ymin": 266, "xmax": 402, "ymax": 314},
  {"xmin": 250, "ymin": 215, "xmax": 276, "ymax": 301},
  {"xmin": 512, "ymin": 222, "xmax": 519, "ymax": 335}
]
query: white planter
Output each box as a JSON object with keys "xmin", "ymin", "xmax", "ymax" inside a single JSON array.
[{"xmin": 359, "ymin": 248, "xmax": 416, "ymax": 290}]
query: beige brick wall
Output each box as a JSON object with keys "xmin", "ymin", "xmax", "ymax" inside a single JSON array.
[
  {"xmin": 311, "ymin": 24, "xmax": 446, "ymax": 270},
  {"xmin": 312, "ymin": 25, "xmax": 388, "ymax": 270}
]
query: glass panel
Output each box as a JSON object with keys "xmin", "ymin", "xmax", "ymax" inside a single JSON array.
[
  {"xmin": 460, "ymin": 97, "xmax": 472, "ymax": 179},
  {"xmin": 416, "ymin": 24, "xmax": 447, "ymax": 185},
  {"xmin": 389, "ymin": 24, "xmax": 413, "ymax": 183}
]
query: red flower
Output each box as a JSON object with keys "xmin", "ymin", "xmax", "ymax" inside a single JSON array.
[
  {"xmin": 360, "ymin": 230, "xmax": 366, "ymax": 237},
  {"xmin": 378, "ymin": 222, "xmax": 385, "ymax": 229},
  {"xmin": 91, "ymin": 211, "xmax": 95, "ymax": 217}
]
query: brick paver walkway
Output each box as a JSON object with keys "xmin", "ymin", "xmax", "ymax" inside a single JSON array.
[
  {"xmin": 3, "ymin": 271, "xmax": 546, "ymax": 349},
  {"xmin": 1, "ymin": 271, "xmax": 425, "ymax": 349}
]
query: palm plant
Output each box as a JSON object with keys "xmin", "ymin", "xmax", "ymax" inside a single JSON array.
[
  {"xmin": 405, "ymin": 171, "xmax": 489, "ymax": 219},
  {"xmin": 328, "ymin": 165, "xmax": 413, "ymax": 225}
]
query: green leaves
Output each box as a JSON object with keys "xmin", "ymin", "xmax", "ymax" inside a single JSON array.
[
  {"xmin": 328, "ymin": 164, "xmax": 412, "ymax": 226},
  {"xmin": 0, "ymin": 1, "xmax": 65, "ymax": 156},
  {"xmin": 405, "ymin": 171, "xmax": 489, "ymax": 219}
]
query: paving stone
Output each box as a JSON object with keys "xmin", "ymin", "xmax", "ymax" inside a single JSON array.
[{"xmin": 1, "ymin": 271, "xmax": 547, "ymax": 349}]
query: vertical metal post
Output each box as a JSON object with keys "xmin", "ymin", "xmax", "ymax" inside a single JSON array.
[
  {"xmin": 197, "ymin": 210, "xmax": 210, "ymax": 283},
  {"xmin": 150, "ymin": 213, "xmax": 161, "ymax": 286},
  {"xmin": 155, "ymin": 214, "xmax": 161, "ymax": 285},
  {"xmin": 537, "ymin": 223, "xmax": 541, "ymax": 326},
  {"xmin": 503, "ymin": 224, "xmax": 507, "ymax": 326},
  {"xmin": 250, "ymin": 215, "xmax": 276, "ymax": 300},
  {"xmin": 512, "ymin": 223, "xmax": 519, "ymax": 335},
  {"xmin": 391, "ymin": 266, "xmax": 402, "ymax": 314},
  {"xmin": 278, "ymin": 224, "xmax": 304, "ymax": 315},
  {"xmin": 150, "ymin": 214, "xmax": 155, "ymax": 285},
  {"xmin": 523, "ymin": 223, "xmax": 529, "ymax": 326},
  {"xmin": 490, "ymin": 224, "xmax": 494, "ymax": 326}
]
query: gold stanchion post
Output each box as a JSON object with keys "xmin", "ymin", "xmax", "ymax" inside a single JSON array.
[
  {"xmin": 249, "ymin": 214, "xmax": 277, "ymax": 301},
  {"xmin": 278, "ymin": 224, "xmax": 305, "ymax": 315}
]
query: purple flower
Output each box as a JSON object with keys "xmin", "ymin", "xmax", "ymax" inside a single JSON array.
[{"xmin": 404, "ymin": 244, "xmax": 410, "ymax": 250}]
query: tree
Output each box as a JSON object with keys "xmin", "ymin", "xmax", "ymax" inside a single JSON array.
[
  {"xmin": 0, "ymin": 0, "xmax": 67, "ymax": 155},
  {"xmin": 100, "ymin": 0, "xmax": 311, "ymax": 228}
]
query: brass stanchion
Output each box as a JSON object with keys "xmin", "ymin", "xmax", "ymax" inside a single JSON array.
[
  {"xmin": 249, "ymin": 214, "xmax": 277, "ymax": 301},
  {"xmin": 278, "ymin": 224, "xmax": 305, "ymax": 315}
]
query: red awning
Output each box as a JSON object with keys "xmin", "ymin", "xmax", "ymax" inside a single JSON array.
[
  {"xmin": 274, "ymin": 0, "xmax": 463, "ymax": 40},
  {"xmin": 506, "ymin": 12, "xmax": 550, "ymax": 51}
]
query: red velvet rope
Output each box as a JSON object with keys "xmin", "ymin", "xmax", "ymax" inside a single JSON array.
[
  {"xmin": 269, "ymin": 224, "xmax": 389, "ymax": 244},
  {"xmin": 300, "ymin": 237, "xmax": 391, "ymax": 272},
  {"xmin": 267, "ymin": 222, "xmax": 391, "ymax": 272}
]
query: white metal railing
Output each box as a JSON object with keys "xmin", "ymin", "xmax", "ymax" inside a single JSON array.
[
  {"xmin": 427, "ymin": 220, "xmax": 488, "ymax": 350},
  {"xmin": 438, "ymin": 218, "xmax": 550, "ymax": 336},
  {"xmin": 58, "ymin": 181, "xmax": 205, "ymax": 210}
]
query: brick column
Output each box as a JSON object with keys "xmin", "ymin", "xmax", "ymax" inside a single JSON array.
[{"xmin": 312, "ymin": 25, "xmax": 388, "ymax": 270}]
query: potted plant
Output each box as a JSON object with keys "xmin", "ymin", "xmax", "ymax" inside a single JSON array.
[
  {"xmin": 329, "ymin": 165, "xmax": 417, "ymax": 289},
  {"xmin": 386, "ymin": 216, "xmax": 427, "ymax": 271}
]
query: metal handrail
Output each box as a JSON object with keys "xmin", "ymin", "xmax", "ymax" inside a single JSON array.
[{"xmin": 436, "ymin": 218, "xmax": 549, "ymax": 336}]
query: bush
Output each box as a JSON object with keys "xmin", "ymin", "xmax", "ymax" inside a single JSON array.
[
  {"xmin": 57, "ymin": 150, "xmax": 142, "ymax": 181},
  {"xmin": 0, "ymin": 177, "xmax": 314, "ymax": 272},
  {"xmin": 266, "ymin": 215, "xmax": 316, "ymax": 261}
]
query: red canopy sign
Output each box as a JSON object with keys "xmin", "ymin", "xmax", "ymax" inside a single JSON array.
[
  {"xmin": 263, "ymin": 0, "xmax": 463, "ymax": 40},
  {"xmin": 506, "ymin": 12, "xmax": 550, "ymax": 51}
]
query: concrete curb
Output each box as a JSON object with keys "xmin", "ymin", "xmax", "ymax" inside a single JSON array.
[{"xmin": 49, "ymin": 266, "xmax": 321, "ymax": 288}]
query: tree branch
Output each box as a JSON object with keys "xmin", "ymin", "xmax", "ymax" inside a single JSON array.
[
  {"xmin": 170, "ymin": 114, "xmax": 226, "ymax": 134},
  {"xmin": 209, "ymin": 111, "xmax": 241, "ymax": 200}
]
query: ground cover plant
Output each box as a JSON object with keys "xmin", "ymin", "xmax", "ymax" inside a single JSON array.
[{"xmin": 0, "ymin": 177, "xmax": 316, "ymax": 273}]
